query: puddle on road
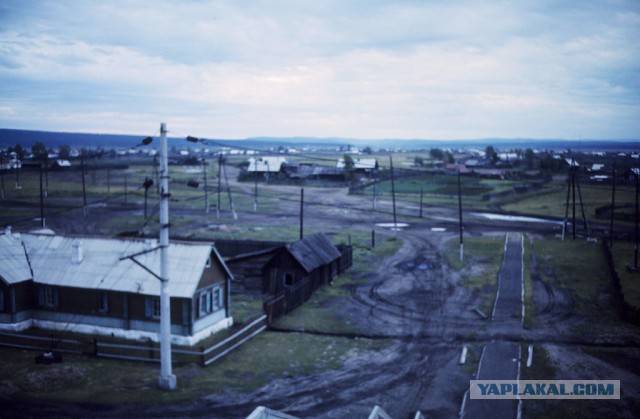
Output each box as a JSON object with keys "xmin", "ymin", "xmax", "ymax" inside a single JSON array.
[{"xmin": 396, "ymin": 258, "xmax": 433, "ymax": 271}]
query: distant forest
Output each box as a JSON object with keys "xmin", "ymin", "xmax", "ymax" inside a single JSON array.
[{"xmin": 0, "ymin": 128, "xmax": 638, "ymax": 151}]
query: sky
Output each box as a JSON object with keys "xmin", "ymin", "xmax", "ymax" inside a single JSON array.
[{"xmin": 0, "ymin": 0, "xmax": 639, "ymax": 141}]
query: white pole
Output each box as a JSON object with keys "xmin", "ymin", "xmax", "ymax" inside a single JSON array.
[{"xmin": 158, "ymin": 122, "xmax": 176, "ymax": 390}]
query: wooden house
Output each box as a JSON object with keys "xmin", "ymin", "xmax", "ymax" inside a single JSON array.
[{"xmin": 0, "ymin": 232, "xmax": 233, "ymax": 345}]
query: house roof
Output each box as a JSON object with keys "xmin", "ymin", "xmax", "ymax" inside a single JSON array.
[
  {"xmin": 247, "ymin": 157, "xmax": 287, "ymax": 172},
  {"xmin": 0, "ymin": 234, "xmax": 32, "ymax": 285},
  {"xmin": 1, "ymin": 233, "xmax": 218, "ymax": 298},
  {"xmin": 289, "ymin": 164, "xmax": 343, "ymax": 178},
  {"xmin": 336, "ymin": 158, "xmax": 377, "ymax": 170},
  {"xmin": 286, "ymin": 233, "xmax": 341, "ymax": 273}
]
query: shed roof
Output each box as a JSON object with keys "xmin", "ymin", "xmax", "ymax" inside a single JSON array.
[
  {"xmin": 286, "ymin": 233, "xmax": 341, "ymax": 273},
  {"xmin": 4, "ymin": 234, "xmax": 216, "ymax": 298}
]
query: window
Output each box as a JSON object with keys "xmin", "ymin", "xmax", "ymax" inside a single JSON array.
[
  {"xmin": 0, "ymin": 289, "xmax": 4, "ymax": 312},
  {"xmin": 98, "ymin": 292, "xmax": 109, "ymax": 313},
  {"xmin": 199, "ymin": 291, "xmax": 211, "ymax": 317},
  {"xmin": 38, "ymin": 286, "xmax": 59, "ymax": 308},
  {"xmin": 145, "ymin": 296, "xmax": 161, "ymax": 318},
  {"xmin": 198, "ymin": 286, "xmax": 223, "ymax": 318},
  {"xmin": 283, "ymin": 272, "xmax": 294, "ymax": 288},
  {"xmin": 213, "ymin": 287, "xmax": 223, "ymax": 311}
]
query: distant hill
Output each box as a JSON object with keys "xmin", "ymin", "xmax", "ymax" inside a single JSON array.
[{"xmin": 0, "ymin": 128, "xmax": 637, "ymax": 152}]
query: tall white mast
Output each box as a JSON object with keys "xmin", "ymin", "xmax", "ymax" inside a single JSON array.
[{"xmin": 158, "ymin": 122, "xmax": 176, "ymax": 390}]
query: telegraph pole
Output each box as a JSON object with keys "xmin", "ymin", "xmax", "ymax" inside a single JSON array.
[
  {"xmin": 81, "ymin": 154, "xmax": 87, "ymax": 218},
  {"xmin": 300, "ymin": 188, "xmax": 304, "ymax": 240},
  {"xmin": 254, "ymin": 158, "xmax": 258, "ymax": 212},
  {"xmin": 634, "ymin": 169, "xmax": 639, "ymax": 269},
  {"xmin": 203, "ymin": 155, "xmax": 209, "ymax": 213},
  {"xmin": 39, "ymin": 163, "xmax": 45, "ymax": 228},
  {"xmin": 389, "ymin": 156, "xmax": 397, "ymax": 235},
  {"xmin": 458, "ymin": 168, "xmax": 464, "ymax": 262},
  {"xmin": 609, "ymin": 162, "xmax": 616, "ymax": 248},
  {"xmin": 217, "ymin": 153, "xmax": 222, "ymax": 218},
  {"xmin": 158, "ymin": 122, "xmax": 176, "ymax": 390}
]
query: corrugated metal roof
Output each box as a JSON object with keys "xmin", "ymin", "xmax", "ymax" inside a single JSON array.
[
  {"xmin": 0, "ymin": 234, "xmax": 32, "ymax": 285},
  {"xmin": 286, "ymin": 233, "xmax": 341, "ymax": 273},
  {"xmin": 19, "ymin": 234, "xmax": 214, "ymax": 298}
]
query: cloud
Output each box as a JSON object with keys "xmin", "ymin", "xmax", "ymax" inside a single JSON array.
[{"xmin": 0, "ymin": 0, "xmax": 638, "ymax": 139}]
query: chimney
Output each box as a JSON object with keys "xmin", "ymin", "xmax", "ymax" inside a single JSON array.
[
  {"xmin": 72, "ymin": 240, "xmax": 83, "ymax": 264},
  {"xmin": 4, "ymin": 226, "xmax": 11, "ymax": 235}
]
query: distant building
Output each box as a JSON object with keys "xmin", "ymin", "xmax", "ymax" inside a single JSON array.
[
  {"xmin": 445, "ymin": 163, "xmax": 472, "ymax": 175},
  {"xmin": 0, "ymin": 231, "xmax": 233, "ymax": 345},
  {"xmin": 51, "ymin": 159, "xmax": 72, "ymax": 169},
  {"xmin": 336, "ymin": 157, "xmax": 378, "ymax": 172},
  {"xmin": 247, "ymin": 156, "xmax": 288, "ymax": 173}
]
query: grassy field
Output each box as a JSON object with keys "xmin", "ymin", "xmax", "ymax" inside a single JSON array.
[
  {"xmin": 0, "ymin": 331, "xmax": 386, "ymax": 405},
  {"xmin": 502, "ymin": 179, "xmax": 637, "ymax": 225},
  {"xmin": 443, "ymin": 234, "xmax": 506, "ymax": 316},
  {"xmin": 533, "ymin": 237, "xmax": 614, "ymax": 320}
]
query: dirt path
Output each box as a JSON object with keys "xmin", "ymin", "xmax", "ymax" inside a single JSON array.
[{"xmin": 461, "ymin": 234, "xmax": 523, "ymax": 419}]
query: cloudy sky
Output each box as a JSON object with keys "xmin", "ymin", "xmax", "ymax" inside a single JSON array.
[{"xmin": 0, "ymin": 1, "xmax": 638, "ymax": 140}]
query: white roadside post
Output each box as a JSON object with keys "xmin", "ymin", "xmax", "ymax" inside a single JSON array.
[{"xmin": 158, "ymin": 122, "xmax": 176, "ymax": 390}]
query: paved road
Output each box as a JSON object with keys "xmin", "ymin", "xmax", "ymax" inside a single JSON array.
[
  {"xmin": 462, "ymin": 234, "xmax": 523, "ymax": 419},
  {"xmin": 493, "ymin": 234, "xmax": 524, "ymax": 324}
]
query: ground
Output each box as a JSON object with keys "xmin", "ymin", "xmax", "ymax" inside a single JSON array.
[{"xmin": 1, "ymin": 166, "xmax": 639, "ymax": 418}]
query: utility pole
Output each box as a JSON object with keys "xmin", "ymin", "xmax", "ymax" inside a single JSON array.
[
  {"xmin": 300, "ymin": 188, "xmax": 304, "ymax": 240},
  {"xmin": 572, "ymin": 165, "xmax": 576, "ymax": 240},
  {"xmin": 39, "ymin": 163, "xmax": 45, "ymax": 228},
  {"xmin": 389, "ymin": 156, "xmax": 397, "ymax": 235},
  {"xmin": 15, "ymin": 165, "xmax": 20, "ymax": 190},
  {"xmin": 222, "ymin": 159, "xmax": 237, "ymax": 220},
  {"xmin": 81, "ymin": 154, "xmax": 87, "ymax": 218},
  {"xmin": 203, "ymin": 154, "xmax": 209, "ymax": 213},
  {"xmin": 1, "ymin": 156, "xmax": 5, "ymax": 198},
  {"xmin": 634, "ymin": 169, "xmax": 639, "ymax": 269},
  {"xmin": 458, "ymin": 168, "xmax": 464, "ymax": 262},
  {"xmin": 217, "ymin": 152, "xmax": 222, "ymax": 218},
  {"xmin": 254, "ymin": 158, "xmax": 258, "ymax": 212},
  {"xmin": 158, "ymin": 122, "xmax": 176, "ymax": 391},
  {"xmin": 609, "ymin": 162, "xmax": 616, "ymax": 248}
]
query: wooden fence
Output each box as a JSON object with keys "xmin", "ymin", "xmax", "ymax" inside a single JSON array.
[{"xmin": 0, "ymin": 314, "xmax": 267, "ymax": 366}]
